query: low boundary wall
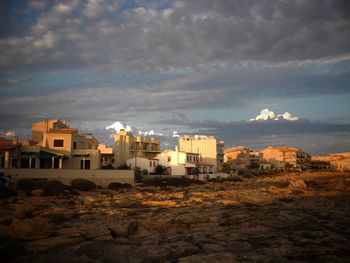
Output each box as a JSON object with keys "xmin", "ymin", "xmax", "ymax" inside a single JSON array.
[{"xmin": 4, "ymin": 169, "xmax": 134, "ymax": 187}]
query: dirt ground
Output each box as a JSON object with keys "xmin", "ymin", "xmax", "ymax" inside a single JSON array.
[{"xmin": 1, "ymin": 172, "xmax": 350, "ymax": 262}]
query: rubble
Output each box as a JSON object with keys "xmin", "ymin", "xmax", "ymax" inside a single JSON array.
[{"xmin": 0, "ymin": 172, "xmax": 349, "ymax": 262}]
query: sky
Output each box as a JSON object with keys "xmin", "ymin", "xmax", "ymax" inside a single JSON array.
[{"xmin": 0, "ymin": 0, "xmax": 350, "ymax": 155}]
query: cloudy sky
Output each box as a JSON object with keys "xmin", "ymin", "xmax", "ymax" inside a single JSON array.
[{"xmin": 1, "ymin": 0, "xmax": 350, "ymax": 155}]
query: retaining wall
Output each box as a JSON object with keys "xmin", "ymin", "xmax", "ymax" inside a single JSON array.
[{"xmin": 4, "ymin": 168, "xmax": 134, "ymax": 187}]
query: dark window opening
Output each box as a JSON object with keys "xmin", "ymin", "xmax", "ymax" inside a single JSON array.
[
  {"xmin": 80, "ymin": 160, "xmax": 91, "ymax": 169},
  {"xmin": 53, "ymin": 139, "xmax": 64, "ymax": 147}
]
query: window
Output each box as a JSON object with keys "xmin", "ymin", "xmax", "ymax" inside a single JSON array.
[
  {"xmin": 80, "ymin": 160, "xmax": 91, "ymax": 169},
  {"xmin": 167, "ymin": 156, "xmax": 171, "ymax": 162},
  {"xmin": 73, "ymin": 142, "xmax": 77, "ymax": 149},
  {"xmin": 53, "ymin": 139, "xmax": 64, "ymax": 147}
]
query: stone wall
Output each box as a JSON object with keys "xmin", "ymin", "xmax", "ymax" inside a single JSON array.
[{"xmin": 4, "ymin": 168, "xmax": 134, "ymax": 187}]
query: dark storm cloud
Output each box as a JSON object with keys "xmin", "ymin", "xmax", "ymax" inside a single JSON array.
[{"xmin": 0, "ymin": 0, "xmax": 349, "ymax": 73}]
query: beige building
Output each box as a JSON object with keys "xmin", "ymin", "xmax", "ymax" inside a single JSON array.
[
  {"xmin": 312, "ymin": 152, "xmax": 350, "ymax": 171},
  {"xmin": 178, "ymin": 135, "xmax": 222, "ymax": 173},
  {"xmin": 126, "ymin": 156, "xmax": 159, "ymax": 174},
  {"xmin": 156, "ymin": 147, "xmax": 213, "ymax": 176},
  {"xmin": 98, "ymin": 143, "xmax": 114, "ymax": 168},
  {"xmin": 114, "ymin": 130, "xmax": 160, "ymax": 168},
  {"xmin": 1, "ymin": 119, "xmax": 101, "ymax": 170},
  {"xmin": 224, "ymin": 146, "xmax": 251, "ymax": 170},
  {"xmin": 260, "ymin": 146, "xmax": 310, "ymax": 170}
]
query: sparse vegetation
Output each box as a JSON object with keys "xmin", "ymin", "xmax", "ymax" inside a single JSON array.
[
  {"xmin": 116, "ymin": 164, "xmax": 131, "ymax": 170},
  {"xmin": 71, "ymin": 179, "xmax": 96, "ymax": 191},
  {"xmin": 155, "ymin": 164, "xmax": 167, "ymax": 175},
  {"xmin": 16, "ymin": 179, "xmax": 36, "ymax": 191},
  {"xmin": 134, "ymin": 167, "xmax": 143, "ymax": 183},
  {"xmin": 43, "ymin": 180, "xmax": 65, "ymax": 196},
  {"xmin": 108, "ymin": 182, "xmax": 132, "ymax": 190}
]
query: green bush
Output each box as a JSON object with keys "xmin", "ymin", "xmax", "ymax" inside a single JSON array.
[
  {"xmin": 0, "ymin": 185, "xmax": 17, "ymax": 198},
  {"xmin": 141, "ymin": 169, "xmax": 149, "ymax": 176},
  {"xmin": 44, "ymin": 180, "xmax": 65, "ymax": 196},
  {"xmin": 108, "ymin": 182, "xmax": 123, "ymax": 190},
  {"xmin": 71, "ymin": 179, "xmax": 96, "ymax": 191},
  {"xmin": 116, "ymin": 164, "xmax": 131, "ymax": 170},
  {"xmin": 134, "ymin": 167, "xmax": 143, "ymax": 183},
  {"xmin": 16, "ymin": 179, "xmax": 36, "ymax": 191},
  {"xmin": 155, "ymin": 164, "xmax": 167, "ymax": 175}
]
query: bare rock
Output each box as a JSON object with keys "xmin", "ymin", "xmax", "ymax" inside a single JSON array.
[
  {"xmin": 238, "ymin": 191, "xmax": 274, "ymax": 206},
  {"xmin": 178, "ymin": 252, "xmax": 237, "ymax": 263},
  {"xmin": 28, "ymin": 235, "xmax": 84, "ymax": 252},
  {"xmin": 31, "ymin": 189, "xmax": 45, "ymax": 197},
  {"xmin": 289, "ymin": 179, "xmax": 307, "ymax": 190},
  {"xmin": 13, "ymin": 204, "xmax": 33, "ymax": 219},
  {"xmin": 0, "ymin": 215, "xmax": 13, "ymax": 225},
  {"xmin": 81, "ymin": 226, "xmax": 110, "ymax": 240},
  {"xmin": 0, "ymin": 224, "xmax": 11, "ymax": 241},
  {"xmin": 10, "ymin": 217, "xmax": 53, "ymax": 240},
  {"xmin": 118, "ymin": 199, "xmax": 141, "ymax": 208},
  {"xmin": 109, "ymin": 223, "xmax": 128, "ymax": 238}
]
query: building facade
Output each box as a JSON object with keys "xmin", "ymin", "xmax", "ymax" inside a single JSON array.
[
  {"xmin": 312, "ymin": 152, "xmax": 350, "ymax": 171},
  {"xmin": 1, "ymin": 119, "xmax": 101, "ymax": 170},
  {"xmin": 260, "ymin": 146, "xmax": 310, "ymax": 170},
  {"xmin": 114, "ymin": 130, "xmax": 160, "ymax": 168},
  {"xmin": 178, "ymin": 135, "xmax": 220, "ymax": 173}
]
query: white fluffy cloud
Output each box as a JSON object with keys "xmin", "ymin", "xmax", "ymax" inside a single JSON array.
[
  {"xmin": 105, "ymin": 121, "xmax": 132, "ymax": 132},
  {"xmin": 138, "ymin": 130, "xmax": 163, "ymax": 137},
  {"xmin": 172, "ymin": 131, "xmax": 180, "ymax": 138},
  {"xmin": 250, "ymin": 109, "xmax": 299, "ymax": 121}
]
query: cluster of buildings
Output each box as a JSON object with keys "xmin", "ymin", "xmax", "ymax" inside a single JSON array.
[
  {"xmin": 224, "ymin": 145, "xmax": 311, "ymax": 172},
  {"xmin": 1, "ymin": 119, "xmax": 349, "ymax": 175}
]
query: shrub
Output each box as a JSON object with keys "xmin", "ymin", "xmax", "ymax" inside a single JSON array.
[
  {"xmin": 71, "ymin": 179, "xmax": 96, "ymax": 191},
  {"xmin": 0, "ymin": 185, "xmax": 17, "ymax": 198},
  {"xmin": 142, "ymin": 169, "xmax": 149, "ymax": 176},
  {"xmin": 108, "ymin": 182, "xmax": 123, "ymax": 190},
  {"xmin": 44, "ymin": 180, "xmax": 65, "ymax": 196},
  {"xmin": 16, "ymin": 179, "xmax": 36, "ymax": 191},
  {"xmin": 101, "ymin": 164, "xmax": 114, "ymax": 169},
  {"xmin": 134, "ymin": 167, "xmax": 143, "ymax": 183},
  {"xmin": 116, "ymin": 164, "xmax": 131, "ymax": 170},
  {"xmin": 122, "ymin": 183, "xmax": 132, "ymax": 189},
  {"xmin": 155, "ymin": 165, "xmax": 167, "ymax": 175}
]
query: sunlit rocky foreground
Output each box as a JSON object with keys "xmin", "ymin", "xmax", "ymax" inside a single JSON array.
[{"xmin": 1, "ymin": 172, "xmax": 350, "ymax": 262}]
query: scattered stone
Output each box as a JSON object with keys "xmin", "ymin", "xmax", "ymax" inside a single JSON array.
[
  {"xmin": 178, "ymin": 252, "xmax": 237, "ymax": 263},
  {"xmin": 28, "ymin": 236, "xmax": 85, "ymax": 253},
  {"xmin": 289, "ymin": 179, "xmax": 307, "ymax": 189},
  {"xmin": 118, "ymin": 199, "xmax": 141, "ymax": 208},
  {"xmin": 13, "ymin": 204, "xmax": 33, "ymax": 219},
  {"xmin": 0, "ymin": 215, "xmax": 13, "ymax": 225},
  {"xmin": 127, "ymin": 221, "xmax": 139, "ymax": 235},
  {"xmin": 10, "ymin": 217, "xmax": 53, "ymax": 240},
  {"xmin": 31, "ymin": 189, "xmax": 45, "ymax": 196},
  {"xmin": 0, "ymin": 224, "xmax": 11, "ymax": 241}
]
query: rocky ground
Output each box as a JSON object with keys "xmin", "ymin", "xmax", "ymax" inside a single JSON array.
[{"xmin": 1, "ymin": 172, "xmax": 350, "ymax": 262}]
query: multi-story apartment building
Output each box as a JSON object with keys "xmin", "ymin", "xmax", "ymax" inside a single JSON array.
[
  {"xmin": 1, "ymin": 119, "xmax": 101, "ymax": 170},
  {"xmin": 224, "ymin": 146, "xmax": 251, "ymax": 170},
  {"xmin": 114, "ymin": 130, "xmax": 160, "ymax": 167},
  {"xmin": 178, "ymin": 135, "xmax": 220, "ymax": 173},
  {"xmin": 312, "ymin": 152, "xmax": 350, "ymax": 171},
  {"xmin": 260, "ymin": 146, "xmax": 310, "ymax": 170}
]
